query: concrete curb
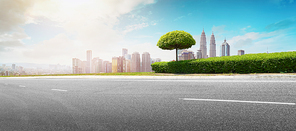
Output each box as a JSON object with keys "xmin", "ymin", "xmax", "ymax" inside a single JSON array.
[{"xmin": 1, "ymin": 75, "xmax": 296, "ymax": 79}]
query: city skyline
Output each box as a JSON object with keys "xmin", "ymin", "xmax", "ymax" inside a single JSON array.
[
  {"xmin": 1, "ymin": 0, "xmax": 296, "ymax": 66},
  {"xmin": 72, "ymin": 49, "xmax": 158, "ymax": 74}
]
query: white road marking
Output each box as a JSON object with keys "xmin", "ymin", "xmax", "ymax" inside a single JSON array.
[
  {"xmin": 51, "ymin": 89, "xmax": 68, "ymax": 92},
  {"xmin": 181, "ymin": 98, "xmax": 295, "ymax": 105},
  {"xmin": 19, "ymin": 85, "xmax": 26, "ymax": 87},
  {"xmin": 116, "ymin": 80, "xmax": 296, "ymax": 82}
]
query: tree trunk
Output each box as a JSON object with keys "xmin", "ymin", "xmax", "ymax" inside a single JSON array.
[{"xmin": 176, "ymin": 48, "xmax": 178, "ymax": 62}]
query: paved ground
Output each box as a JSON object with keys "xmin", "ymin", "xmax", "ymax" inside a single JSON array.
[{"xmin": 0, "ymin": 77, "xmax": 295, "ymax": 130}]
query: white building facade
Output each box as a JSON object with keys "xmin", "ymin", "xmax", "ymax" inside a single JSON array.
[{"xmin": 209, "ymin": 32, "xmax": 216, "ymax": 57}]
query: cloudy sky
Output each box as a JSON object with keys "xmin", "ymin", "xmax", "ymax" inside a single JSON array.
[{"xmin": 1, "ymin": 0, "xmax": 296, "ymax": 65}]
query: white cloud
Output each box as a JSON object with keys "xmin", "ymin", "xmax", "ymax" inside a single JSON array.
[
  {"xmin": 0, "ymin": 28, "xmax": 30, "ymax": 51},
  {"xmin": 227, "ymin": 29, "xmax": 288, "ymax": 55},
  {"xmin": 0, "ymin": 0, "xmax": 38, "ymax": 33},
  {"xmin": 148, "ymin": 11, "xmax": 152, "ymax": 15},
  {"xmin": 174, "ymin": 16, "xmax": 185, "ymax": 21},
  {"xmin": 23, "ymin": 34, "xmax": 77, "ymax": 64},
  {"xmin": 123, "ymin": 23, "xmax": 149, "ymax": 34},
  {"xmin": 241, "ymin": 26, "xmax": 251, "ymax": 32},
  {"xmin": 0, "ymin": 0, "xmax": 156, "ymax": 65},
  {"xmin": 212, "ymin": 25, "xmax": 227, "ymax": 34}
]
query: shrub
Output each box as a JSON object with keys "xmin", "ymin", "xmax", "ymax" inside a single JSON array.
[{"xmin": 151, "ymin": 51, "xmax": 296, "ymax": 74}]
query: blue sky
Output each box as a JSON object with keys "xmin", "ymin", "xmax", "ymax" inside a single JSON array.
[{"xmin": 1, "ymin": 0, "xmax": 296, "ymax": 65}]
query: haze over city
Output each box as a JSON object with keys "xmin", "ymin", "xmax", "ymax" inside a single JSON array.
[{"xmin": 1, "ymin": 0, "xmax": 296, "ymax": 66}]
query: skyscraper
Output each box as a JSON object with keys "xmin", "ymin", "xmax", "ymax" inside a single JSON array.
[
  {"xmin": 221, "ymin": 39, "xmax": 230, "ymax": 56},
  {"xmin": 209, "ymin": 32, "xmax": 216, "ymax": 57},
  {"xmin": 179, "ymin": 50, "xmax": 195, "ymax": 60},
  {"xmin": 86, "ymin": 50, "xmax": 92, "ymax": 73},
  {"xmin": 238, "ymin": 50, "xmax": 245, "ymax": 55},
  {"xmin": 122, "ymin": 48, "xmax": 128, "ymax": 57},
  {"xmin": 112, "ymin": 57, "xmax": 118, "ymax": 73},
  {"xmin": 118, "ymin": 56, "xmax": 125, "ymax": 72},
  {"xmin": 91, "ymin": 57, "xmax": 102, "ymax": 73},
  {"xmin": 107, "ymin": 62, "xmax": 112, "ymax": 73},
  {"xmin": 200, "ymin": 29, "xmax": 207, "ymax": 58},
  {"xmin": 82, "ymin": 61, "xmax": 87, "ymax": 73},
  {"xmin": 72, "ymin": 58, "xmax": 82, "ymax": 74},
  {"xmin": 131, "ymin": 52, "xmax": 140, "ymax": 72},
  {"xmin": 124, "ymin": 54, "xmax": 131, "ymax": 60},
  {"xmin": 12, "ymin": 64, "xmax": 16, "ymax": 70},
  {"xmin": 142, "ymin": 52, "xmax": 151, "ymax": 72},
  {"xmin": 103, "ymin": 61, "xmax": 109, "ymax": 73},
  {"xmin": 196, "ymin": 50, "xmax": 202, "ymax": 59},
  {"xmin": 125, "ymin": 59, "xmax": 131, "ymax": 72},
  {"xmin": 112, "ymin": 56, "xmax": 125, "ymax": 73}
]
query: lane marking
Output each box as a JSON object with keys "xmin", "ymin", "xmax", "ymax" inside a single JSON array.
[
  {"xmin": 19, "ymin": 85, "xmax": 26, "ymax": 87},
  {"xmin": 51, "ymin": 89, "xmax": 68, "ymax": 92},
  {"xmin": 181, "ymin": 98, "xmax": 295, "ymax": 105},
  {"xmin": 113, "ymin": 80, "xmax": 296, "ymax": 82}
]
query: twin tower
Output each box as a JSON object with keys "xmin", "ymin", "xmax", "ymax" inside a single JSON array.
[{"xmin": 198, "ymin": 29, "xmax": 216, "ymax": 58}]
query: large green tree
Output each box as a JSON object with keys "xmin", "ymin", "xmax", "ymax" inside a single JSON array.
[{"xmin": 157, "ymin": 30, "xmax": 196, "ymax": 61}]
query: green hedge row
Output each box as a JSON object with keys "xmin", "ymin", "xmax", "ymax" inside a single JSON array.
[{"xmin": 151, "ymin": 51, "xmax": 296, "ymax": 74}]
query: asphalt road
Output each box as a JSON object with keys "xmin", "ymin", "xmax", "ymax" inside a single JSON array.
[{"xmin": 0, "ymin": 77, "xmax": 295, "ymax": 131}]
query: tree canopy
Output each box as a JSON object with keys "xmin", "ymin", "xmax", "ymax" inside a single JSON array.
[{"xmin": 157, "ymin": 30, "xmax": 196, "ymax": 61}]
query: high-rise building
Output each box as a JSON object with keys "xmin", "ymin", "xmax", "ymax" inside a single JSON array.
[
  {"xmin": 209, "ymin": 32, "xmax": 216, "ymax": 57},
  {"xmin": 86, "ymin": 50, "xmax": 92, "ymax": 73},
  {"xmin": 125, "ymin": 59, "xmax": 131, "ymax": 72},
  {"xmin": 221, "ymin": 39, "xmax": 230, "ymax": 56},
  {"xmin": 124, "ymin": 54, "xmax": 131, "ymax": 60},
  {"xmin": 82, "ymin": 61, "xmax": 87, "ymax": 73},
  {"xmin": 12, "ymin": 64, "xmax": 16, "ymax": 70},
  {"xmin": 107, "ymin": 62, "xmax": 112, "ymax": 73},
  {"xmin": 200, "ymin": 29, "xmax": 207, "ymax": 58},
  {"xmin": 131, "ymin": 52, "xmax": 140, "ymax": 72},
  {"xmin": 122, "ymin": 48, "xmax": 128, "ymax": 57},
  {"xmin": 179, "ymin": 50, "xmax": 195, "ymax": 60},
  {"xmin": 112, "ymin": 57, "xmax": 118, "ymax": 73},
  {"xmin": 118, "ymin": 56, "xmax": 125, "ymax": 72},
  {"xmin": 196, "ymin": 50, "xmax": 202, "ymax": 59},
  {"xmin": 19, "ymin": 66, "xmax": 24, "ymax": 75},
  {"xmin": 103, "ymin": 61, "xmax": 108, "ymax": 73},
  {"xmin": 72, "ymin": 58, "xmax": 82, "ymax": 74},
  {"xmin": 92, "ymin": 57, "xmax": 102, "ymax": 73},
  {"xmin": 112, "ymin": 56, "xmax": 125, "ymax": 73},
  {"xmin": 142, "ymin": 52, "xmax": 151, "ymax": 72},
  {"xmin": 238, "ymin": 50, "xmax": 245, "ymax": 55}
]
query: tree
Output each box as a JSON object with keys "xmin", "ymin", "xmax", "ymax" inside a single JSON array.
[{"xmin": 157, "ymin": 30, "xmax": 196, "ymax": 61}]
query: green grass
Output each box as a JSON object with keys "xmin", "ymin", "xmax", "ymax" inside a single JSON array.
[{"xmin": 0, "ymin": 72, "xmax": 156, "ymax": 77}]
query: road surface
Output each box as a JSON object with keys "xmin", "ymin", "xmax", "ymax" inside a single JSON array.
[{"xmin": 0, "ymin": 77, "xmax": 295, "ymax": 130}]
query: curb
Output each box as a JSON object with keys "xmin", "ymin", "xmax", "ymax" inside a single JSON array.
[{"xmin": 1, "ymin": 75, "xmax": 296, "ymax": 79}]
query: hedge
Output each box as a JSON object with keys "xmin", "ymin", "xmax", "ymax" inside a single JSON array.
[{"xmin": 151, "ymin": 51, "xmax": 296, "ymax": 74}]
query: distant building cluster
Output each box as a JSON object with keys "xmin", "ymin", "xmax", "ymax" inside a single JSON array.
[
  {"xmin": 0, "ymin": 64, "xmax": 71, "ymax": 76},
  {"xmin": 178, "ymin": 29, "xmax": 245, "ymax": 60},
  {"xmin": 72, "ymin": 49, "xmax": 161, "ymax": 74},
  {"xmin": 238, "ymin": 50, "xmax": 245, "ymax": 56}
]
